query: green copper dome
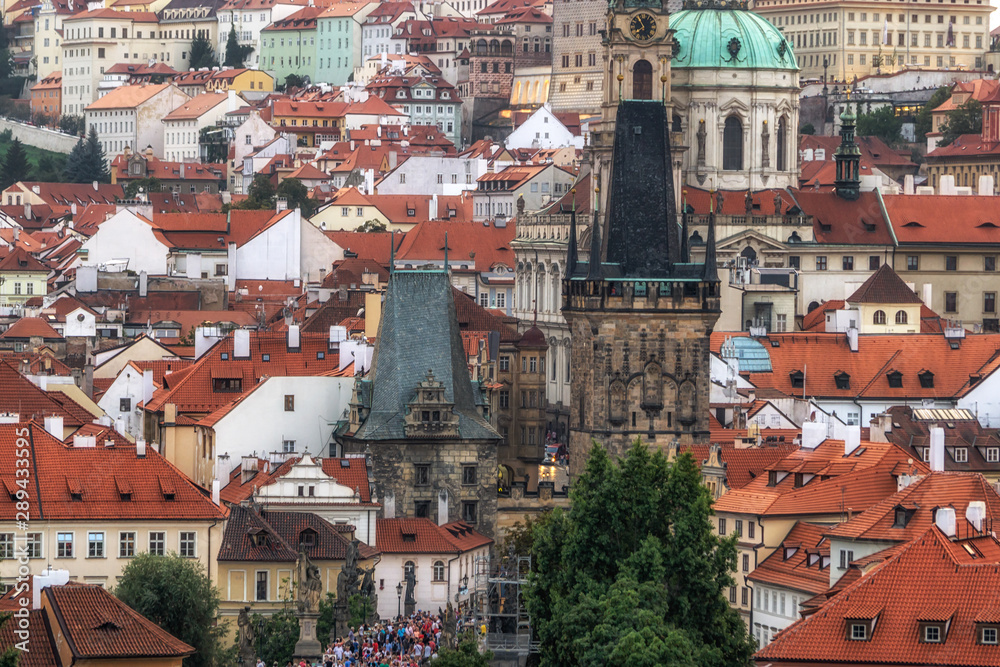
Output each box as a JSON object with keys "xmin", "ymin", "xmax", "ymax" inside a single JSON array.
[{"xmin": 670, "ymin": 3, "xmax": 797, "ymax": 71}]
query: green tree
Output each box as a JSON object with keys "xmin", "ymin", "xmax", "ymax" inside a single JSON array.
[
  {"xmin": 0, "ymin": 137, "xmax": 30, "ymax": 189},
  {"xmin": 114, "ymin": 553, "xmax": 229, "ymax": 667},
  {"xmin": 275, "ymin": 177, "xmax": 317, "ymax": 217},
  {"xmin": 856, "ymin": 104, "xmax": 902, "ymax": 145},
  {"xmin": 237, "ymin": 173, "xmax": 276, "ymax": 209},
  {"xmin": 915, "ymin": 86, "xmax": 950, "ymax": 140},
  {"xmin": 199, "ymin": 126, "xmax": 228, "ymax": 164},
  {"xmin": 527, "ymin": 442, "xmax": 754, "ymax": 667},
  {"xmin": 62, "ymin": 136, "xmax": 86, "ymax": 182},
  {"xmin": 355, "ymin": 219, "xmax": 387, "ymax": 233},
  {"xmin": 223, "ymin": 26, "xmax": 252, "ymax": 68},
  {"xmin": 284, "ymin": 73, "xmax": 305, "ymax": 91},
  {"xmin": 124, "ymin": 176, "xmax": 163, "ymax": 199},
  {"xmin": 431, "ymin": 631, "xmax": 493, "ymax": 667},
  {"xmin": 58, "ymin": 114, "xmax": 85, "ymax": 137},
  {"xmin": 317, "ymin": 592, "xmax": 336, "ymax": 643},
  {"xmin": 799, "ymin": 123, "xmax": 815, "ymax": 135},
  {"xmin": 939, "ymin": 98, "xmax": 982, "ymax": 147},
  {"xmin": 34, "ymin": 153, "xmax": 64, "ymax": 182},
  {"xmin": 189, "ymin": 33, "xmax": 218, "ymax": 70},
  {"xmin": 84, "ymin": 125, "xmax": 110, "ymax": 183},
  {"xmin": 250, "ymin": 609, "xmax": 298, "ymax": 666}
]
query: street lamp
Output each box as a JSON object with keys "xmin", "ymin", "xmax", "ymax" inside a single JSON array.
[
  {"xmin": 256, "ymin": 617, "xmax": 265, "ymax": 661},
  {"xmin": 396, "ymin": 581, "xmax": 403, "ymax": 619}
]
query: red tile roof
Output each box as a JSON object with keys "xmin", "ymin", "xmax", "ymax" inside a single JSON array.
[
  {"xmin": 376, "ymin": 518, "xmax": 492, "ymax": 554},
  {"xmin": 219, "ymin": 455, "xmax": 371, "ymax": 504},
  {"xmin": 395, "ymin": 219, "xmax": 515, "ymax": 271},
  {"xmin": 882, "ymin": 194, "xmax": 1000, "ymax": 245},
  {"xmin": 846, "ymin": 264, "xmax": 923, "ymax": 304},
  {"xmin": 0, "ymin": 247, "xmax": 48, "ymax": 273},
  {"xmin": 326, "ymin": 231, "xmax": 403, "ymax": 263},
  {"xmin": 925, "ymin": 133, "xmax": 1000, "ymax": 158},
  {"xmin": 827, "ymin": 472, "xmax": 1000, "ymax": 543},
  {"xmin": 143, "ymin": 330, "xmax": 344, "ymax": 414},
  {"xmin": 747, "ymin": 522, "xmax": 832, "ymax": 594},
  {"xmin": 0, "ymin": 317, "xmax": 62, "ymax": 340},
  {"xmin": 755, "ymin": 527, "xmax": 1000, "ymax": 666},
  {"xmin": 45, "ymin": 584, "xmax": 194, "ymax": 660},
  {"xmin": 0, "ymin": 609, "xmax": 57, "ymax": 667},
  {"xmin": 710, "ymin": 331, "xmax": 1000, "ymax": 401},
  {"xmin": 799, "ymin": 134, "xmax": 917, "ymax": 169},
  {"xmin": 0, "ymin": 422, "xmax": 225, "ymax": 521},
  {"xmin": 791, "ymin": 190, "xmax": 896, "ymax": 246},
  {"xmin": 0, "ymin": 360, "xmax": 92, "ymax": 426}
]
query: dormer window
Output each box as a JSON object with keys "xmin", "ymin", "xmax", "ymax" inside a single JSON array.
[
  {"xmin": 922, "ymin": 624, "xmax": 943, "ymax": 643},
  {"xmin": 850, "ymin": 623, "xmax": 868, "ymax": 640},
  {"xmin": 919, "ymin": 370, "xmax": 934, "ymax": 388},
  {"xmin": 789, "ymin": 370, "xmax": 804, "ymax": 389},
  {"xmin": 886, "ymin": 371, "xmax": 903, "ymax": 388},
  {"xmin": 834, "ymin": 371, "xmax": 850, "ymax": 390},
  {"xmin": 299, "ymin": 529, "xmax": 317, "ymax": 546},
  {"xmin": 954, "ymin": 447, "xmax": 968, "ymax": 463},
  {"xmin": 980, "ymin": 626, "xmax": 998, "ymax": 644},
  {"xmin": 783, "ymin": 546, "xmax": 798, "ymax": 560}
]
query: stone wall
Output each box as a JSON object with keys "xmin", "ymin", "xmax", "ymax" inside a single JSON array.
[{"xmin": 0, "ymin": 118, "xmax": 77, "ymax": 154}]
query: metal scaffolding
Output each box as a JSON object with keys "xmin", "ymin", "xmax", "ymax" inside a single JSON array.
[{"xmin": 469, "ymin": 549, "xmax": 538, "ymax": 654}]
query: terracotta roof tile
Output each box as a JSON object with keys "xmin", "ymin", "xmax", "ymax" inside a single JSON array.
[
  {"xmin": 883, "ymin": 194, "xmax": 1000, "ymax": 245},
  {"xmin": 847, "ymin": 264, "xmax": 923, "ymax": 304},
  {"xmin": 0, "ymin": 317, "xmax": 62, "ymax": 340},
  {"xmin": 747, "ymin": 522, "xmax": 832, "ymax": 594},
  {"xmin": 84, "ymin": 83, "xmax": 176, "ymax": 110},
  {"xmin": 376, "ymin": 518, "xmax": 492, "ymax": 554}
]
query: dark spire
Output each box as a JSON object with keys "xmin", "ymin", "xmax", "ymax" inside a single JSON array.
[
  {"xmin": 834, "ymin": 102, "xmax": 861, "ymax": 201},
  {"xmin": 567, "ymin": 188, "xmax": 578, "ymax": 276},
  {"xmin": 703, "ymin": 208, "xmax": 718, "ymax": 282},
  {"xmin": 389, "ymin": 230, "xmax": 395, "ymax": 275},
  {"xmin": 586, "ymin": 210, "xmax": 602, "ymax": 281},
  {"xmin": 680, "ymin": 196, "xmax": 689, "ymax": 263}
]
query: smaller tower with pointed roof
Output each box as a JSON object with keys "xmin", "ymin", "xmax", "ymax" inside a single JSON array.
[{"xmin": 834, "ymin": 104, "xmax": 862, "ymax": 201}]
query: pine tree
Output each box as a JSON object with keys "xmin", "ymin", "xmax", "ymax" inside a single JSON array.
[
  {"xmin": 527, "ymin": 441, "xmax": 755, "ymax": 667},
  {"xmin": 62, "ymin": 137, "xmax": 86, "ymax": 183},
  {"xmin": 188, "ymin": 33, "xmax": 218, "ymax": 70},
  {"xmin": 85, "ymin": 126, "xmax": 110, "ymax": 183},
  {"xmin": 0, "ymin": 137, "xmax": 31, "ymax": 189},
  {"xmin": 224, "ymin": 26, "xmax": 251, "ymax": 68}
]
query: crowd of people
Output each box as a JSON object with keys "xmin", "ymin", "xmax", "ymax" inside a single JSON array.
[{"xmin": 271, "ymin": 610, "xmax": 459, "ymax": 667}]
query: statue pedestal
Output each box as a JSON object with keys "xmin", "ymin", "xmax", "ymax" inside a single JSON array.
[
  {"xmin": 293, "ymin": 612, "xmax": 323, "ymax": 661},
  {"xmin": 331, "ymin": 601, "xmax": 350, "ymax": 642}
]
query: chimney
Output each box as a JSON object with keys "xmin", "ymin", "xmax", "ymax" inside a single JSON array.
[
  {"xmin": 92, "ymin": 180, "xmax": 99, "ymax": 192},
  {"xmin": 139, "ymin": 270, "xmax": 148, "ymax": 297},
  {"xmin": 32, "ymin": 568, "xmax": 70, "ymax": 611},
  {"xmin": 43, "ymin": 415, "xmax": 63, "ymax": 438},
  {"xmin": 0, "ymin": 413, "xmax": 19, "ymax": 424},
  {"xmin": 276, "ymin": 197, "xmax": 288, "ymax": 212},
  {"xmin": 904, "ymin": 174, "xmax": 915, "ymax": 194},
  {"xmin": 966, "ymin": 500, "xmax": 987, "ymax": 532},
  {"xmin": 329, "ymin": 325, "xmax": 347, "ymax": 348},
  {"xmin": 142, "ymin": 369, "xmax": 154, "ymax": 406},
  {"xmin": 929, "ymin": 426, "xmax": 945, "ymax": 472},
  {"xmin": 935, "ymin": 506, "xmax": 956, "ymax": 537},
  {"xmin": 438, "ymin": 488, "xmax": 449, "ymax": 525},
  {"xmin": 922, "ymin": 283, "xmax": 932, "ymax": 306},
  {"xmin": 801, "ymin": 421, "xmax": 827, "ymax": 450},
  {"xmin": 136, "ymin": 438, "xmax": 146, "ymax": 458},
  {"xmin": 240, "ymin": 456, "xmax": 258, "ymax": 484},
  {"xmin": 164, "ymin": 403, "xmax": 177, "ymax": 426},
  {"xmin": 82, "ymin": 363, "xmax": 94, "ymax": 399},
  {"xmin": 846, "ymin": 326, "xmax": 858, "ymax": 352},
  {"xmin": 383, "ymin": 490, "xmax": 395, "ymax": 519},
  {"xmin": 844, "ymin": 424, "xmax": 861, "ymax": 455},
  {"xmin": 287, "ymin": 324, "xmax": 301, "ymax": 351},
  {"xmin": 868, "ymin": 412, "xmax": 891, "ymax": 443},
  {"xmin": 234, "ymin": 328, "xmax": 250, "ymax": 358},
  {"xmin": 979, "ymin": 174, "xmax": 994, "ymax": 196},
  {"xmin": 72, "ymin": 435, "xmax": 96, "ymax": 448},
  {"xmin": 212, "ymin": 479, "xmax": 221, "ymax": 505},
  {"xmin": 429, "ymin": 193, "xmax": 438, "ymax": 220}
]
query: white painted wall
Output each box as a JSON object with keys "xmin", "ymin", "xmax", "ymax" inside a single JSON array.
[
  {"xmin": 211, "ymin": 376, "xmax": 355, "ymax": 461},
  {"xmin": 958, "ymin": 368, "xmax": 1000, "ymax": 428},
  {"xmin": 63, "ymin": 307, "xmax": 96, "ymax": 338},
  {"xmin": 96, "ymin": 365, "xmax": 146, "ymax": 438},
  {"xmin": 374, "ymin": 547, "xmax": 487, "ymax": 619},
  {"xmin": 505, "ymin": 103, "xmax": 584, "ymax": 150},
  {"xmin": 233, "ymin": 209, "xmax": 302, "ymax": 281},
  {"xmin": 376, "ymin": 155, "xmax": 486, "ymax": 196},
  {"xmin": 79, "ymin": 210, "xmax": 169, "ymax": 275},
  {"xmin": 752, "ymin": 584, "xmax": 815, "ymax": 648}
]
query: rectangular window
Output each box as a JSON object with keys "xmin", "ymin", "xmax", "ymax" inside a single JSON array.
[
  {"xmin": 462, "ymin": 501, "xmax": 478, "ymax": 523},
  {"xmin": 945, "ymin": 292, "xmax": 957, "ymax": 313},
  {"xmin": 119, "ymin": 532, "xmax": 136, "ymax": 558},
  {"xmin": 788, "ymin": 256, "xmax": 800, "ymax": 269},
  {"xmin": 842, "ymin": 256, "xmax": 854, "ymax": 271},
  {"xmin": 282, "ymin": 440, "xmax": 295, "ymax": 453},
  {"xmin": 1, "ymin": 533, "xmax": 15, "ymax": 559},
  {"xmin": 719, "ymin": 518, "xmax": 727, "ymax": 535},
  {"xmin": 742, "ymin": 554, "xmax": 750, "ymax": 572},
  {"xmin": 851, "ymin": 624, "xmax": 867, "ymax": 640},
  {"xmin": 415, "ymin": 464, "xmax": 430, "ymax": 486},
  {"xmin": 88, "ymin": 532, "xmax": 105, "ymax": 558},
  {"xmin": 987, "ymin": 448, "xmax": 1000, "ymax": 463},
  {"xmin": 499, "ymin": 355, "xmax": 510, "ymax": 372},
  {"xmin": 986, "ymin": 256, "xmax": 997, "ymax": 272},
  {"xmin": 748, "ymin": 522, "xmax": 755, "ymax": 539},
  {"xmin": 179, "ymin": 532, "xmax": 196, "ymax": 558},
  {"xmin": 955, "ymin": 447, "xmax": 968, "ymax": 463},
  {"xmin": 986, "ymin": 292, "xmax": 996, "ymax": 314},
  {"xmin": 741, "ymin": 587, "xmax": 748, "ymax": 606},
  {"xmin": 945, "ymin": 255, "xmax": 957, "ymax": 271},
  {"xmin": 256, "ymin": 571, "xmax": 268, "ymax": 601},
  {"xmin": 284, "ymin": 395, "xmax": 294, "ymax": 411},
  {"xmin": 816, "ymin": 256, "xmax": 827, "ymax": 271},
  {"xmin": 839, "ymin": 549, "xmax": 854, "ymax": 569},
  {"xmin": 729, "ymin": 586, "xmax": 737, "ymax": 603},
  {"xmin": 149, "ymin": 532, "xmax": 165, "ymax": 556},
  {"xmin": 925, "ymin": 626, "xmax": 940, "ymax": 642},
  {"xmin": 462, "ymin": 466, "xmax": 477, "ymax": 485},
  {"xmin": 57, "ymin": 532, "xmax": 74, "ymax": 558},
  {"xmin": 734, "ymin": 519, "xmax": 743, "ymax": 537},
  {"xmin": 983, "ymin": 627, "xmax": 999, "ymax": 644},
  {"xmin": 25, "ymin": 533, "xmax": 41, "ymax": 558},
  {"xmin": 907, "ymin": 255, "xmax": 919, "ymax": 271},
  {"xmin": 529, "ymin": 357, "xmax": 537, "ymax": 373},
  {"xmin": 869, "ymin": 256, "xmax": 880, "ymax": 270},
  {"xmin": 499, "ymin": 390, "xmax": 509, "ymax": 409}
]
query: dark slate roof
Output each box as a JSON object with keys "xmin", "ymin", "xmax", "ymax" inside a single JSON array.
[
  {"xmin": 354, "ymin": 270, "xmax": 500, "ymax": 441},
  {"xmin": 847, "ymin": 264, "xmax": 923, "ymax": 304},
  {"xmin": 218, "ymin": 504, "xmax": 379, "ymax": 562}
]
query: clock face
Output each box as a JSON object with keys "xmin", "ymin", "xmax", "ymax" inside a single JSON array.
[{"xmin": 629, "ymin": 13, "xmax": 656, "ymax": 41}]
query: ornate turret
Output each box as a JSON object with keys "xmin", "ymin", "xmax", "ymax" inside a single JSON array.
[{"xmin": 834, "ymin": 104, "xmax": 861, "ymax": 201}]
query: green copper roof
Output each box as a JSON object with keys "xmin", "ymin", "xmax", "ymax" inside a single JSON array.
[{"xmin": 670, "ymin": 6, "xmax": 797, "ymax": 71}]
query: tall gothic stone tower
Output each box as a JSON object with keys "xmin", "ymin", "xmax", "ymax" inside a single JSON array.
[
  {"xmin": 563, "ymin": 99, "xmax": 721, "ymax": 476},
  {"xmin": 591, "ymin": 0, "xmax": 679, "ymax": 215}
]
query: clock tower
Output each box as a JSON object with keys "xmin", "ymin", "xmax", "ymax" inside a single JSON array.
[{"xmin": 591, "ymin": 0, "xmax": 679, "ymax": 216}]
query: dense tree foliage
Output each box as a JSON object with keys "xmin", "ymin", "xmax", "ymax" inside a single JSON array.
[
  {"xmin": 62, "ymin": 127, "xmax": 110, "ymax": 184},
  {"xmin": 58, "ymin": 114, "xmax": 85, "ymax": 137},
  {"xmin": 249, "ymin": 609, "xmax": 298, "ymax": 666},
  {"xmin": 283, "ymin": 73, "xmax": 306, "ymax": 91},
  {"xmin": 799, "ymin": 123, "xmax": 815, "ymax": 135},
  {"xmin": 275, "ymin": 177, "xmax": 316, "ymax": 217},
  {"xmin": 223, "ymin": 26, "xmax": 253, "ymax": 68},
  {"xmin": 115, "ymin": 553, "xmax": 230, "ymax": 667},
  {"xmin": 914, "ymin": 86, "xmax": 950, "ymax": 140},
  {"xmin": 939, "ymin": 99, "xmax": 982, "ymax": 147},
  {"xmin": 527, "ymin": 441, "xmax": 755, "ymax": 667},
  {"xmin": 856, "ymin": 105, "xmax": 902, "ymax": 146},
  {"xmin": 0, "ymin": 137, "xmax": 30, "ymax": 188},
  {"xmin": 432, "ymin": 632, "xmax": 493, "ymax": 667},
  {"xmin": 0, "ymin": 613, "xmax": 18, "ymax": 666},
  {"xmin": 189, "ymin": 33, "xmax": 218, "ymax": 70}
]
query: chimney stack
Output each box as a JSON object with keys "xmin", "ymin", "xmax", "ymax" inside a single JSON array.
[
  {"xmin": 801, "ymin": 421, "xmax": 827, "ymax": 450},
  {"xmin": 844, "ymin": 424, "xmax": 861, "ymax": 455},
  {"xmin": 136, "ymin": 438, "xmax": 146, "ymax": 458},
  {"xmin": 935, "ymin": 506, "xmax": 956, "ymax": 537},
  {"xmin": 929, "ymin": 426, "xmax": 945, "ymax": 472},
  {"xmin": 966, "ymin": 500, "xmax": 986, "ymax": 532}
]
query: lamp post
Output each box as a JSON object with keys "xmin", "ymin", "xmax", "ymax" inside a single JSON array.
[{"xmin": 396, "ymin": 581, "xmax": 403, "ymax": 620}]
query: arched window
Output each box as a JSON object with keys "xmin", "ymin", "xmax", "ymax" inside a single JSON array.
[
  {"xmin": 632, "ymin": 59, "xmax": 652, "ymax": 100},
  {"xmin": 776, "ymin": 116, "xmax": 788, "ymax": 171},
  {"xmin": 433, "ymin": 561, "xmax": 445, "ymax": 581},
  {"xmin": 895, "ymin": 310, "xmax": 908, "ymax": 324},
  {"xmin": 672, "ymin": 114, "xmax": 682, "ymax": 133},
  {"xmin": 723, "ymin": 117, "xmax": 743, "ymax": 171},
  {"xmin": 873, "ymin": 310, "xmax": 887, "ymax": 325}
]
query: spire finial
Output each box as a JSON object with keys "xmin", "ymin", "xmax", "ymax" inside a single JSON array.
[{"xmin": 443, "ymin": 231, "xmax": 448, "ymax": 272}]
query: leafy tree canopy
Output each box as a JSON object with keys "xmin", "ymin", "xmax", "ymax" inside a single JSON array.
[
  {"xmin": 275, "ymin": 177, "xmax": 317, "ymax": 217},
  {"xmin": 856, "ymin": 105, "xmax": 903, "ymax": 146},
  {"xmin": 189, "ymin": 33, "xmax": 218, "ymax": 70},
  {"xmin": 124, "ymin": 177, "xmax": 163, "ymax": 199},
  {"xmin": 799, "ymin": 123, "xmax": 815, "ymax": 135},
  {"xmin": 915, "ymin": 86, "xmax": 950, "ymax": 140},
  {"xmin": 939, "ymin": 99, "xmax": 982, "ymax": 147},
  {"xmin": 249, "ymin": 609, "xmax": 298, "ymax": 666},
  {"xmin": 431, "ymin": 631, "xmax": 493, "ymax": 667},
  {"xmin": 526, "ymin": 441, "xmax": 755, "ymax": 667},
  {"xmin": 115, "ymin": 553, "xmax": 230, "ymax": 667}
]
